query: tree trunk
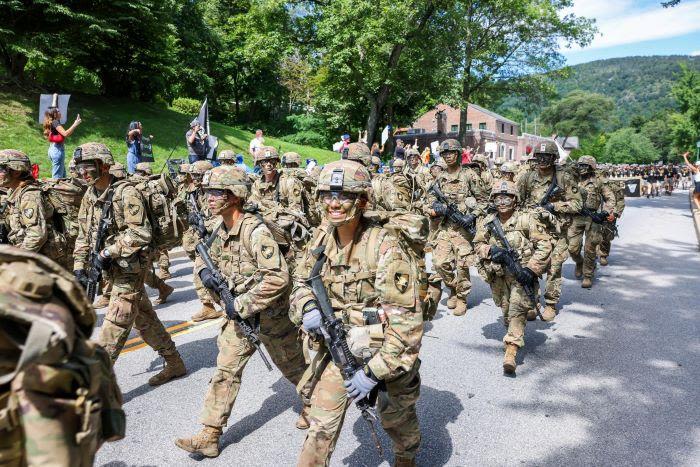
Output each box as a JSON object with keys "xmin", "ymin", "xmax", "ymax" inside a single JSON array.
[{"xmin": 365, "ymin": 83, "xmax": 391, "ymax": 148}]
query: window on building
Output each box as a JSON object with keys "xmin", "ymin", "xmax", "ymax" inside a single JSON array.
[
  {"xmin": 466, "ymin": 123, "xmax": 472, "ymax": 131},
  {"xmin": 501, "ymin": 123, "xmax": 505, "ymax": 133},
  {"xmin": 508, "ymin": 147, "xmax": 514, "ymax": 160},
  {"xmin": 479, "ymin": 122, "xmax": 486, "ymax": 130},
  {"xmin": 450, "ymin": 124, "xmax": 458, "ymax": 133},
  {"xmin": 510, "ymin": 125, "xmax": 513, "ymax": 135}
]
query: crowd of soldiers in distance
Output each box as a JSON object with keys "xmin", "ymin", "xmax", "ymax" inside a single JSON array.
[{"xmin": 1, "ymin": 137, "xmax": 644, "ymax": 466}]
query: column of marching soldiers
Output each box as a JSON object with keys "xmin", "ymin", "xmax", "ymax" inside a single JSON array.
[{"xmin": 0, "ymin": 138, "xmax": 625, "ymax": 466}]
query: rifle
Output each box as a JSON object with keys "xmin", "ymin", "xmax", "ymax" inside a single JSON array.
[
  {"xmin": 195, "ymin": 233, "xmax": 272, "ymax": 371},
  {"xmin": 580, "ymin": 191, "xmax": 618, "ymax": 237},
  {"xmin": 166, "ymin": 158, "xmax": 185, "ymax": 180},
  {"xmin": 538, "ymin": 166, "xmax": 564, "ymax": 206},
  {"xmin": 0, "ymin": 199, "xmax": 8, "ymax": 244},
  {"xmin": 307, "ymin": 246, "xmax": 383, "ymax": 455},
  {"xmin": 429, "ymin": 181, "xmax": 477, "ymax": 235},
  {"xmin": 86, "ymin": 189, "xmax": 115, "ymax": 301},
  {"xmin": 187, "ymin": 191, "xmax": 207, "ymax": 239},
  {"xmin": 486, "ymin": 217, "xmax": 537, "ymax": 301}
]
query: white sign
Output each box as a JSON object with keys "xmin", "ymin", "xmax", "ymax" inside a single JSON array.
[
  {"xmin": 484, "ymin": 142, "xmax": 498, "ymax": 153},
  {"xmin": 38, "ymin": 94, "xmax": 70, "ymax": 124},
  {"xmin": 430, "ymin": 141, "xmax": 440, "ymax": 154}
]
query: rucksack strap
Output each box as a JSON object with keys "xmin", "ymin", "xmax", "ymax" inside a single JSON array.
[{"xmin": 0, "ymin": 320, "xmax": 53, "ymax": 386}]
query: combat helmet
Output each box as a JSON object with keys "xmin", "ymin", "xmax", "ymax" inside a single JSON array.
[
  {"xmin": 203, "ymin": 165, "xmax": 251, "ymax": 200},
  {"xmin": 218, "ymin": 150, "xmax": 237, "ymax": 161},
  {"xmin": 317, "ymin": 160, "xmax": 371, "ymax": 194},
  {"xmin": 73, "ymin": 142, "xmax": 114, "ymax": 166},
  {"xmin": 392, "ymin": 159, "xmax": 406, "ymax": 171},
  {"xmin": 0, "ymin": 149, "xmax": 31, "ymax": 173},
  {"xmin": 282, "ymin": 152, "xmax": 301, "ymax": 166},
  {"xmin": 533, "ymin": 141, "xmax": 558, "ymax": 156},
  {"xmin": 405, "ymin": 148, "xmax": 420, "ymax": 159},
  {"xmin": 190, "ymin": 160, "xmax": 213, "ymax": 175},
  {"xmin": 254, "ymin": 146, "xmax": 280, "ymax": 165},
  {"xmin": 135, "ymin": 162, "xmax": 153, "ymax": 175},
  {"xmin": 577, "ymin": 155, "xmax": 597, "ymax": 169},
  {"xmin": 435, "ymin": 158, "xmax": 448, "ymax": 170},
  {"xmin": 109, "ymin": 162, "xmax": 127, "ymax": 179},
  {"xmin": 470, "ymin": 154, "xmax": 488, "ymax": 167},
  {"xmin": 440, "ymin": 139, "xmax": 461, "ymax": 152},
  {"xmin": 500, "ymin": 161, "xmax": 517, "ymax": 174},
  {"xmin": 346, "ymin": 143, "xmax": 371, "ymax": 167},
  {"xmin": 490, "ymin": 180, "xmax": 518, "ymax": 200}
]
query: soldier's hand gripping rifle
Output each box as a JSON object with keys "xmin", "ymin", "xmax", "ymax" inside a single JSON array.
[
  {"xmin": 187, "ymin": 191, "xmax": 207, "ymax": 239},
  {"xmin": 195, "ymin": 237, "xmax": 272, "ymax": 371},
  {"xmin": 429, "ymin": 181, "xmax": 477, "ymax": 235},
  {"xmin": 537, "ymin": 166, "xmax": 564, "ymax": 213},
  {"xmin": 580, "ymin": 192, "xmax": 619, "ymax": 237},
  {"xmin": 307, "ymin": 246, "xmax": 383, "ymax": 455},
  {"xmin": 486, "ymin": 217, "xmax": 537, "ymax": 301},
  {"xmin": 85, "ymin": 189, "xmax": 115, "ymax": 301}
]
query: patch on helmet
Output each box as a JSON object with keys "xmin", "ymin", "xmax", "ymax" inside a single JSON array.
[
  {"xmin": 540, "ymin": 143, "xmax": 547, "ymax": 152},
  {"xmin": 202, "ymin": 172, "xmax": 211, "ymax": 185}
]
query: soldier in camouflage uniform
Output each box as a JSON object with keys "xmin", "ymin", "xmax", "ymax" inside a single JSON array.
[
  {"xmin": 344, "ymin": 142, "xmax": 373, "ymax": 168},
  {"xmin": 0, "ymin": 150, "xmax": 67, "ymax": 268},
  {"xmin": 291, "ymin": 160, "xmax": 424, "ymax": 467},
  {"xmin": 426, "ymin": 139, "xmax": 485, "ymax": 316},
  {"xmin": 428, "ymin": 158, "xmax": 446, "ymax": 184},
  {"xmin": 517, "ymin": 142, "xmax": 582, "ymax": 321},
  {"xmin": 474, "ymin": 181, "xmax": 553, "ymax": 374},
  {"xmin": 466, "ymin": 153, "xmax": 493, "ymax": 203},
  {"xmin": 404, "ymin": 149, "xmax": 431, "ymax": 190},
  {"xmin": 217, "ymin": 149, "xmax": 238, "ymax": 166},
  {"xmin": 0, "ymin": 246, "xmax": 125, "ymax": 466},
  {"xmin": 568, "ymin": 156, "xmax": 616, "ymax": 288},
  {"xmin": 598, "ymin": 176, "xmax": 625, "ymax": 265},
  {"xmin": 283, "ymin": 151, "xmax": 322, "ymax": 227},
  {"xmin": 72, "ymin": 142, "xmax": 186, "ymax": 385},
  {"xmin": 373, "ymin": 158, "xmax": 422, "ymax": 213},
  {"xmin": 109, "ymin": 161, "xmax": 127, "ymax": 180},
  {"xmin": 498, "ymin": 161, "xmax": 517, "ymax": 183},
  {"xmin": 181, "ymin": 159, "xmax": 222, "ymax": 321},
  {"xmin": 369, "ymin": 155, "xmax": 382, "ymax": 175},
  {"xmin": 175, "ymin": 165, "xmax": 312, "ymax": 458}
]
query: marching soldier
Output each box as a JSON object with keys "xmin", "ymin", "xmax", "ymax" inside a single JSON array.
[
  {"xmin": 405, "ymin": 148, "xmax": 431, "ymax": 190},
  {"xmin": 426, "ymin": 139, "xmax": 484, "ymax": 316},
  {"xmin": 466, "ymin": 154, "xmax": 493, "ymax": 202},
  {"xmin": 72, "ymin": 142, "xmax": 186, "ymax": 385},
  {"xmin": 599, "ymin": 176, "xmax": 625, "ymax": 265},
  {"xmin": 292, "ymin": 160, "xmax": 424, "ymax": 467},
  {"xmin": 474, "ymin": 181, "xmax": 553, "ymax": 373},
  {"xmin": 517, "ymin": 142, "xmax": 582, "ymax": 320},
  {"xmin": 175, "ymin": 165, "xmax": 312, "ymax": 457},
  {"xmin": 498, "ymin": 161, "xmax": 518, "ymax": 183},
  {"xmin": 217, "ymin": 149, "xmax": 238, "ymax": 166},
  {"xmin": 373, "ymin": 158, "xmax": 420, "ymax": 212},
  {"xmin": 568, "ymin": 156, "xmax": 616, "ymax": 288},
  {"xmin": 0, "ymin": 246, "xmax": 125, "ymax": 466}
]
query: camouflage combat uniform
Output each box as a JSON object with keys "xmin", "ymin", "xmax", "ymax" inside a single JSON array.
[
  {"xmin": 0, "ymin": 246, "xmax": 124, "ymax": 466},
  {"xmin": 598, "ymin": 178, "xmax": 625, "ymax": 260}
]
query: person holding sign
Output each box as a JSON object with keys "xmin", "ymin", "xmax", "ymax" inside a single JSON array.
[
  {"xmin": 126, "ymin": 121, "xmax": 154, "ymax": 174},
  {"xmin": 43, "ymin": 106, "xmax": 81, "ymax": 179}
]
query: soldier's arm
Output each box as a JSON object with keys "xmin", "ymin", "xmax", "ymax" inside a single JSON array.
[
  {"xmin": 600, "ymin": 181, "xmax": 616, "ymax": 214},
  {"xmin": 472, "ymin": 220, "xmax": 492, "ymax": 259},
  {"xmin": 289, "ymin": 229, "xmax": 325, "ymax": 326},
  {"xmin": 105, "ymin": 186, "xmax": 152, "ymax": 258},
  {"xmin": 283, "ymin": 176, "xmax": 305, "ymax": 213},
  {"xmin": 615, "ymin": 187, "xmax": 626, "ymax": 215},
  {"xmin": 526, "ymin": 215, "xmax": 553, "ymax": 275},
  {"xmin": 552, "ymin": 174, "xmax": 582, "ymax": 214},
  {"xmin": 73, "ymin": 198, "xmax": 90, "ymax": 270},
  {"xmin": 515, "ymin": 174, "xmax": 529, "ymax": 205},
  {"xmin": 368, "ymin": 233, "xmax": 423, "ymax": 380},
  {"xmin": 17, "ymin": 190, "xmax": 48, "ymax": 252},
  {"xmin": 234, "ymin": 224, "xmax": 290, "ymax": 319}
]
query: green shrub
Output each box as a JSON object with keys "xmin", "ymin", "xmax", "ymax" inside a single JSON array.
[{"xmin": 171, "ymin": 97, "xmax": 201, "ymax": 115}]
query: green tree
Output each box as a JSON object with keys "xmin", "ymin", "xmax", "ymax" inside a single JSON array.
[
  {"xmin": 541, "ymin": 91, "xmax": 614, "ymax": 147},
  {"xmin": 669, "ymin": 64, "xmax": 700, "ymax": 153},
  {"xmin": 640, "ymin": 115, "xmax": 673, "ymax": 154},
  {"xmin": 442, "ymin": 0, "xmax": 595, "ymax": 145},
  {"xmin": 604, "ymin": 127, "xmax": 658, "ymax": 164}
]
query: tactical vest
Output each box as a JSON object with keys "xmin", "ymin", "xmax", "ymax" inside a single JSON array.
[{"xmin": 134, "ymin": 173, "xmax": 187, "ymax": 250}]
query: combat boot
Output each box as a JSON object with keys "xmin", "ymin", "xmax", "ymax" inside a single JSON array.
[
  {"xmin": 574, "ymin": 261, "xmax": 583, "ymax": 279},
  {"xmin": 527, "ymin": 303, "xmax": 540, "ymax": 321},
  {"xmin": 192, "ymin": 303, "xmax": 223, "ymax": 322},
  {"xmin": 153, "ymin": 282, "xmax": 174, "ymax": 305},
  {"xmin": 175, "ymin": 425, "xmax": 222, "ymax": 458},
  {"xmin": 599, "ymin": 256, "xmax": 609, "ymax": 266},
  {"xmin": 581, "ymin": 277, "xmax": 592, "ymax": 289},
  {"xmin": 541, "ymin": 305, "xmax": 556, "ymax": 322},
  {"xmin": 296, "ymin": 406, "xmax": 311, "ymax": 430},
  {"xmin": 394, "ymin": 456, "xmax": 417, "ymax": 467},
  {"xmin": 148, "ymin": 353, "xmax": 187, "ymax": 386},
  {"xmin": 452, "ymin": 300, "xmax": 467, "ymax": 316},
  {"xmin": 503, "ymin": 344, "xmax": 518, "ymax": 374},
  {"xmin": 158, "ymin": 269, "xmax": 172, "ymax": 280},
  {"xmin": 446, "ymin": 290, "xmax": 458, "ymax": 309},
  {"xmin": 94, "ymin": 294, "xmax": 110, "ymax": 309}
]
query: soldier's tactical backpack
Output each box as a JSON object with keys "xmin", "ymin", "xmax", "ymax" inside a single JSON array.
[
  {"xmin": 135, "ymin": 173, "xmax": 188, "ymax": 251},
  {"xmin": 40, "ymin": 178, "xmax": 87, "ymax": 244}
]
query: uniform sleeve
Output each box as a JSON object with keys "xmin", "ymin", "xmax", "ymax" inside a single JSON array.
[
  {"xmin": 234, "ymin": 224, "xmax": 291, "ymax": 319},
  {"xmin": 526, "ymin": 215, "xmax": 553, "ymax": 276},
  {"xmin": 73, "ymin": 197, "xmax": 90, "ymax": 270},
  {"xmin": 600, "ymin": 180, "xmax": 616, "ymax": 214},
  {"xmin": 283, "ymin": 175, "xmax": 305, "ymax": 213},
  {"xmin": 17, "ymin": 190, "xmax": 48, "ymax": 252},
  {"xmin": 367, "ymin": 234, "xmax": 423, "ymax": 380},
  {"xmin": 615, "ymin": 186, "xmax": 626, "ymax": 216},
  {"xmin": 552, "ymin": 173, "xmax": 582, "ymax": 214},
  {"xmin": 472, "ymin": 220, "xmax": 493, "ymax": 259},
  {"xmin": 106, "ymin": 186, "xmax": 152, "ymax": 258}
]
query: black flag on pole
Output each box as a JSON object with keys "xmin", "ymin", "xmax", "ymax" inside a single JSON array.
[{"xmin": 196, "ymin": 97, "xmax": 218, "ymax": 161}]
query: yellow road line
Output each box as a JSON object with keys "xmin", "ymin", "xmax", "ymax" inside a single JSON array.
[{"xmin": 120, "ymin": 318, "xmax": 222, "ymax": 355}]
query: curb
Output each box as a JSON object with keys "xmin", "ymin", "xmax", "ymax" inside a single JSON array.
[
  {"xmin": 689, "ymin": 191, "xmax": 700, "ymax": 250},
  {"xmin": 168, "ymin": 247, "xmax": 190, "ymax": 260}
]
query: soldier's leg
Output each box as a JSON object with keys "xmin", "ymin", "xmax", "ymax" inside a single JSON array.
[
  {"xmin": 132, "ymin": 289, "xmax": 178, "ymax": 357},
  {"xmin": 378, "ymin": 363, "xmax": 422, "ymax": 464},
  {"xmin": 598, "ymin": 224, "xmax": 614, "ymax": 258},
  {"xmin": 583, "ymin": 223, "xmax": 602, "ymax": 279},
  {"xmin": 504, "ymin": 279, "xmax": 531, "ymax": 349},
  {"xmin": 453, "ymin": 233, "xmax": 473, "ymax": 302},
  {"xmin": 567, "ymin": 218, "xmax": 585, "ymax": 267},
  {"xmin": 490, "ymin": 277, "xmax": 509, "ymax": 325},
  {"xmin": 544, "ymin": 236, "xmax": 569, "ymax": 307},
  {"xmin": 431, "ymin": 230, "xmax": 457, "ymax": 292},
  {"xmin": 199, "ymin": 320, "xmax": 256, "ymax": 428},
  {"xmin": 98, "ymin": 282, "xmax": 141, "ymax": 362},
  {"xmin": 298, "ymin": 361, "xmax": 349, "ymax": 466},
  {"xmin": 158, "ymin": 248, "xmax": 171, "ymax": 277}
]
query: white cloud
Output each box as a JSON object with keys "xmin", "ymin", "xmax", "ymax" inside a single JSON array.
[
  {"xmin": 692, "ymin": 50, "xmax": 700, "ymax": 56},
  {"xmin": 565, "ymin": 0, "xmax": 700, "ymax": 51}
]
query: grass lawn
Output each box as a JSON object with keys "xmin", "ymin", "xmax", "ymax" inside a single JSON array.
[{"xmin": 0, "ymin": 88, "xmax": 338, "ymax": 177}]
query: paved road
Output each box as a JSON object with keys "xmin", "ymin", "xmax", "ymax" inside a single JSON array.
[{"xmin": 95, "ymin": 191, "xmax": 699, "ymax": 467}]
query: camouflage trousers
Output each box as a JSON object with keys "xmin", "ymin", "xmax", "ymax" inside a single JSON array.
[
  {"xmin": 298, "ymin": 359, "xmax": 421, "ymax": 466},
  {"xmin": 97, "ymin": 261, "xmax": 177, "ymax": 362},
  {"xmin": 540, "ymin": 234, "xmax": 569, "ymax": 306},
  {"xmin": 144, "ymin": 250, "xmax": 168, "ymax": 290},
  {"xmin": 567, "ymin": 216, "xmax": 602, "ymax": 278},
  {"xmin": 157, "ymin": 247, "xmax": 170, "ymax": 273},
  {"xmin": 431, "ymin": 227, "xmax": 474, "ymax": 301},
  {"xmin": 491, "ymin": 275, "xmax": 534, "ymax": 348},
  {"xmin": 183, "ymin": 227, "xmax": 215, "ymax": 306},
  {"xmin": 200, "ymin": 312, "xmax": 312, "ymax": 428},
  {"xmin": 597, "ymin": 221, "xmax": 617, "ymax": 257}
]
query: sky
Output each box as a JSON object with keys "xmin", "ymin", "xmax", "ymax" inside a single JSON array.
[{"xmin": 561, "ymin": 0, "xmax": 700, "ymax": 65}]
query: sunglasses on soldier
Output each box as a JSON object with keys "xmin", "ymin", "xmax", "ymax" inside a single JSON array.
[
  {"xmin": 205, "ymin": 189, "xmax": 229, "ymax": 198},
  {"xmin": 319, "ymin": 191, "xmax": 358, "ymax": 205}
]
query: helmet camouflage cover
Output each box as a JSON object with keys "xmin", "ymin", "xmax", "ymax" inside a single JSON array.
[
  {"xmin": 282, "ymin": 152, "xmax": 301, "ymax": 165},
  {"xmin": 533, "ymin": 141, "xmax": 558, "ymax": 156},
  {"xmin": 577, "ymin": 155, "xmax": 597, "ymax": 169},
  {"xmin": 405, "ymin": 148, "xmax": 420, "ymax": 159},
  {"xmin": 135, "ymin": 162, "xmax": 152, "ymax": 174},
  {"xmin": 440, "ymin": 139, "xmax": 461, "ymax": 152},
  {"xmin": 254, "ymin": 146, "xmax": 279, "ymax": 164},
  {"xmin": 393, "ymin": 158, "xmax": 406, "ymax": 170},
  {"xmin": 490, "ymin": 180, "xmax": 518, "ymax": 199},
  {"xmin": 190, "ymin": 160, "xmax": 213, "ymax": 175},
  {"xmin": 470, "ymin": 154, "xmax": 488, "ymax": 166},
  {"xmin": 317, "ymin": 160, "xmax": 371, "ymax": 194},
  {"xmin": 434, "ymin": 159, "xmax": 448, "ymax": 170},
  {"xmin": 0, "ymin": 149, "xmax": 31, "ymax": 173},
  {"xmin": 203, "ymin": 165, "xmax": 250, "ymax": 199},
  {"xmin": 218, "ymin": 149, "xmax": 237, "ymax": 161},
  {"xmin": 109, "ymin": 162, "xmax": 127, "ymax": 178},
  {"xmin": 73, "ymin": 142, "xmax": 114, "ymax": 166},
  {"xmin": 500, "ymin": 161, "xmax": 517, "ymax": 174}
]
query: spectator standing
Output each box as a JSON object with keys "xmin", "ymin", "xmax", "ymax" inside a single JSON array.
[
  {"xmin": 43, "ymin": 108, "xmax": 81, "ymax": 179},
  {"xmin": 682, "ymin": 151, "xmax": 700, "ymax": 208},
  {"xmin": 186, "ymin": 119, "xmax": 210, "ymax": 163},
  {"xmin": 393, "ymin": 138, "xmax": 405, "ymax": 160},
  {"xmin": 338, "ymin": 133, "xmax": 351, "ymax": 156},
  {"xmin": 126, "ymin": 121, "xmax": 152, "ymax": 174},
  {"xmin": 249, "ymin": 129, "xmax": 265, "ymax": 157}
]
